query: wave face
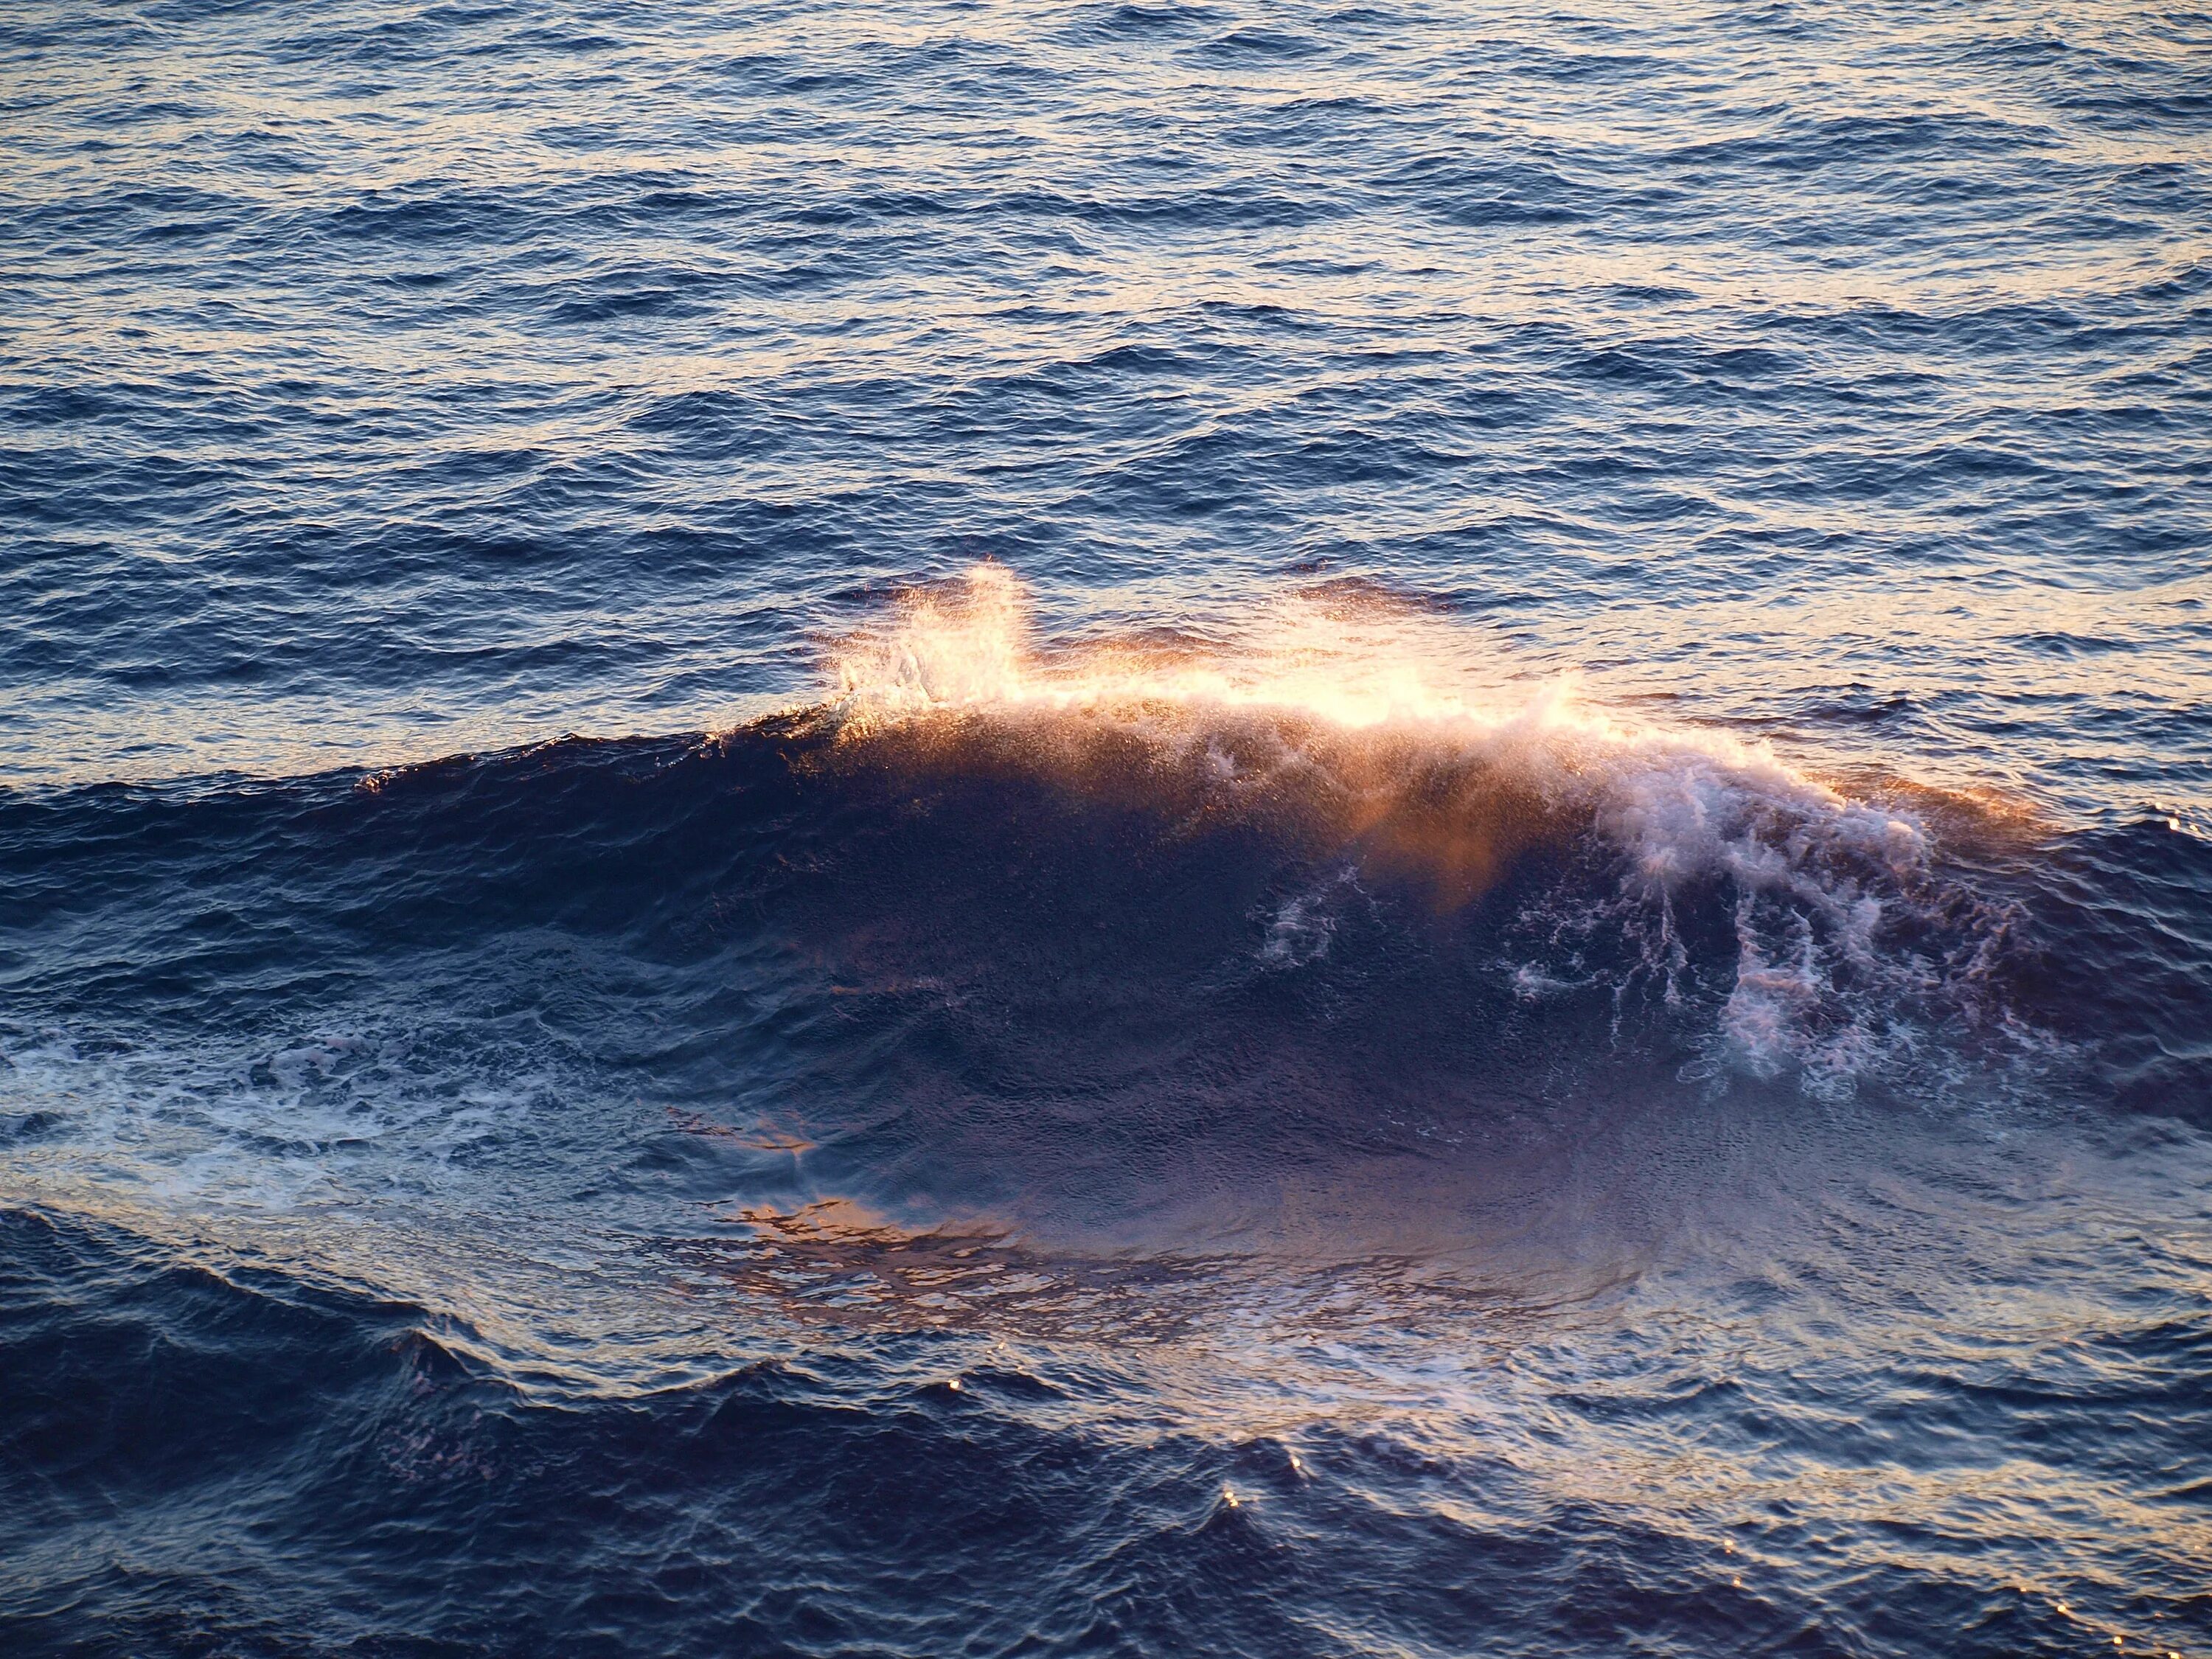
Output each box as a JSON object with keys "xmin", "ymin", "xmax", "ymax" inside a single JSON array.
[{"xmin": 6, "ymin": 0, "xmax": 2212, "ymax": 1653}]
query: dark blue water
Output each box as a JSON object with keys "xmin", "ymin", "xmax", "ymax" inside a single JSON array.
[{"xmin": 4, "ymin": 1, "xmax": 2211, "ymax": 1653}]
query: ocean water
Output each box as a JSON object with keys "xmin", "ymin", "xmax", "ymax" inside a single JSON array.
[{"xmin": 4, "ymin": 0, "xmax": 2211, "ymax": 1653}]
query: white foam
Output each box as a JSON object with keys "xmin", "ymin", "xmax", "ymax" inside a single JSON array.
[{"xmin": 0, "ymin": 1023, "xmax": 562, "ymax": 1214}]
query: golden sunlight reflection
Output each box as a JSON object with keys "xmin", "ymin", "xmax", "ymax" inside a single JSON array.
[{"xmin": 818, "ymin": 564, "xmax": 2039, "ymax": 905}]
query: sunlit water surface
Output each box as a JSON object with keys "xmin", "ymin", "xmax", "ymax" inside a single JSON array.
[{"xmin": 3, "ymin": 1, "xmax": 2210, "ymax": 1655}]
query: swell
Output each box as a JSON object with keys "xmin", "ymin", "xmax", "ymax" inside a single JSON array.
[{"xmin": 2, "ymin": 574, "xmax": 2200, "ymax": 1153}]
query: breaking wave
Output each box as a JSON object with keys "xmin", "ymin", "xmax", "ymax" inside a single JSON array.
[{"xmin": 818, "ymin": 566, "xmax": 2042, "ymax": 1096}]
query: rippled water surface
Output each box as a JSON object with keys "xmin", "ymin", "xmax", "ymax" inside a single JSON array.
[{"xmin": 4, "ymin": 2, "xmax": 2210, "ymax": 1655}]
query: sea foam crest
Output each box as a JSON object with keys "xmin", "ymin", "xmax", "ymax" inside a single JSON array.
[{"xmin": 827, "ymin": 568, "xmax": 2022, "ymax": 1092}]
